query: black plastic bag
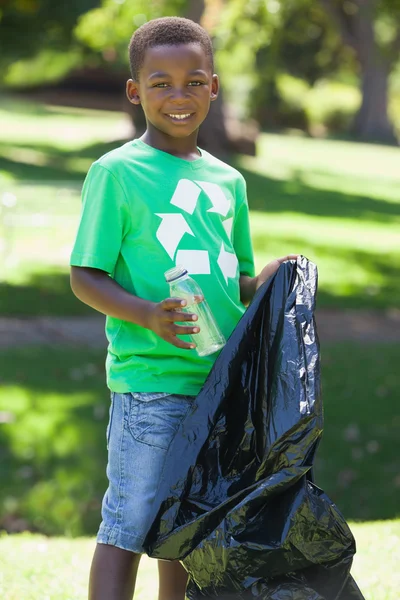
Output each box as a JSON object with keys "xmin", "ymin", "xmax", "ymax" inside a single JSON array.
[{"xmin": 144, "ymin": 256, "xmax": 365, "ymax": 599}]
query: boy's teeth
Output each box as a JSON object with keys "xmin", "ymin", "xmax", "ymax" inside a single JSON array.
[{"xmin": 169, "ymin": 114, "xmax": 191, "ymax": 120}]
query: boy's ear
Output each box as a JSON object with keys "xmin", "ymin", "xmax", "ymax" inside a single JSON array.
[
  {"xmin": 210, "ymin": 74, "xmax": 219, "ymax": 102},
  {"xmin": 126, "ymin": 79, "xmax": 141, "ymax": 105}
]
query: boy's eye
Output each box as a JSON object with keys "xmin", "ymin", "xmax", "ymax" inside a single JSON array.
[
  {"xmin": 153, "ymin": 83, "xmax": 169, "ymax": 88},
  {"xmin": 188, "ymin": 81, "xmax": 204, "ymax": 87}
]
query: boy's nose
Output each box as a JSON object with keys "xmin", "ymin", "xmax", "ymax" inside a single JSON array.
[{"xmin": 169, "ymin": 89, "xmax": 189, "ymax": 104}]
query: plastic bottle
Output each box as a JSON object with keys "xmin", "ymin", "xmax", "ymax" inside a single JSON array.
[{"xmin": 164, "ymin": 266, "xmax": 226, "ymax": 357}]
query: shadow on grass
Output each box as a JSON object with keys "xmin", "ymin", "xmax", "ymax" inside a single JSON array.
[
  {"xmin": 1, "ymin": 137, "xmax": 399, "ymax": 314},
  {"xmin": 0, "ymin": 154, "xmax": 84, "ymax": 182},
  {"xmin": 0, "ymin": 346, "xmax": 109, "ymax": 536},
  {"xmin": 252, "ymin": 239, "xmax": 400, "ymax": 310},
  {"xmin": 315, "ymin": 343, "xmax": 400, "ymax": 523},
  {"xmin": 1, "ymin": 139, "xmax": 400, "ymax": 224},
  {"xmin": 0, "ymin": 139, "xmax": 129, "ymax": 183},
  {"xmin": 238, "ymin": 164, "xmax": 400, "ymax": 223},
  {"xmin": 1, "ymin": 245, "xmax": 399, "ymax": 317},
  {"xmin": 0, "ymin": 97, "xmax": 68, "ymax": 118},
  {"xmin": 0, "ymin": 343, "xmax": 399, "ymax": 538},
  {"xmin": 0, "ymin": 272, "xmax": 93, "ymax": 317}
]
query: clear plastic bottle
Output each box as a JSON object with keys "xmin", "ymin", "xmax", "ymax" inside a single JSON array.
[{"xmin": 164, "ymin": 266, "xmax": 226, "ymax": 357}]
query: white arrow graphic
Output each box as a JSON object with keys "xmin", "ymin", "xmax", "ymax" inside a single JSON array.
[
  {"xmin": 155, "ymin": 213, "xmax": 194, "ymax": 259},
  {"xmin": 195, "ymin": 181, "xmax": 230, "ymax": 217},
  {"xmin": 217, "ymin": 242, "xmax": 238, "ymax": 284},
  {"xmin": 170, "ymin": 179, "xmax": 201, "ymax": 215},
  {"xmin": 175, "ymin": 250, "xmax": 211, "ymax": 274},
  {"xmin": 222, "ymin": 217, "xmax": 234, "ymax": 242}
]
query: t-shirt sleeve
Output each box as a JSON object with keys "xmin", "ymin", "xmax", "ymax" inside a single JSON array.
[
  {"xmin": 233, "ymin": 176, "xmax": 255, "ymax": 277},
  {"xmin": 70, "ymin": 162, "xmax": 130, "ymax": 274}
]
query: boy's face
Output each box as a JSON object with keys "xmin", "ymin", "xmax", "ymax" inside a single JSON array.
[{"xmin": 127, "ymin": 43, "xmax": 219, "ymax": 139}]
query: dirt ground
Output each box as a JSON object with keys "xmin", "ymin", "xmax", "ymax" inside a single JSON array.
[{"xmin": 1, "ymin": 309, "xmax": 399, "ymax": 348}]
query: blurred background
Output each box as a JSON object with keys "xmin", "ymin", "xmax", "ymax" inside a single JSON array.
[{"xmin": 0, "ymin": 0, "xmax": 399, "ymax": 598}]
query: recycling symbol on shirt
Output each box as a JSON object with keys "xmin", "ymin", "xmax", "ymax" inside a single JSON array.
[{"xmin": 155, "ymin": 179, "xmax": 238, "ymax": 284}]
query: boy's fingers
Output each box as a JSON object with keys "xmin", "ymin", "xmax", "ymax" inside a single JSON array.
[
  {"xmin": 277, "ymin": 254, "xmax": 299, "ymax": 264},
  {"xmin": 172, "ymin": 324, "xmax": 200, "ymax": 335},
  {"xmin": 168, "ymin": 311, "xmax": 198, "ymax": 323},
  {"xmin": 162, "ymin": 297, "xmax": 188, "ymax": 311},
  {"xmin": 169, "ymin": 336, "xmax": 196, "ymax": 350}
]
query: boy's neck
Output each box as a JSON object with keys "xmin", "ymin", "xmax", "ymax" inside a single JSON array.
[{"xmin": 140, "ymin": 128, "xmax": 201, "ymax": 161}]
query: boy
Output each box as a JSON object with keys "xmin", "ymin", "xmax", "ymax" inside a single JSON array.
[{"xmin": 70, "ymin": 16, "xmax": 296, "ymax": 600}]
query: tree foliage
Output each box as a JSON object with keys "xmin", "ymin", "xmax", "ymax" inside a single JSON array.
[
  {"xmin": 75, "ymin": 0, "xmax": 188, "ymax": 67},
  {"xmin": 319, "ymin": 0, "xmax": 400, "ymax": 64},
  {"xmin": 214, "ymin": 0, "xmax": 399, "ymax": 140},
  {"xmin": 0, "ymin": 0, "xmax": 398, "ymax": 141},
  {"xmin": 0, "ymin": 0, "xmax": 99, "ymax": 64},
  {"xmin": 214, "ymin": 0, "xmax": 354, "ymax": 125}
]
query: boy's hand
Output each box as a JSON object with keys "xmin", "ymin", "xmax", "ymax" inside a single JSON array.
[
  {"xmin": 256, "ymin": 254, "xmax": 299, "ymax": 290},
  {"xmin": 147, "ymin": 298, "xmax": 199, "ymax": 350}
]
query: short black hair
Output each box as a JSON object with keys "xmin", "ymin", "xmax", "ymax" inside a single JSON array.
[{"xmin": 128, "ymin": 17, "xmax": 214, "ymax": 81}]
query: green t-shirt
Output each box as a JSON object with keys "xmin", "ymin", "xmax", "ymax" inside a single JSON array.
[{"xmin": 70, "ymin": 139, "xmax": 255, "ymax": 395}]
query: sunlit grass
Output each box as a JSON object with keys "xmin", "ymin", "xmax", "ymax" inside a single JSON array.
[
  {"xmin": 250, "ymin": 211, "xmax": 400, "ymax": 304},
  {"xmin": 0, "ymin": 97, "xmax": 129, "ymax": 150},
  {"xmin": 0, "ymin": 534, "xmax": 158, "ymax": 600},
  {"xmin": 252, "ymin": 134, "xmax": 400, "ymax": 191},
  {"xmin": 239, "ymin": 133, "xmax": 400, "ymax": 309},
  {"xmin": 0, "ymin": 98, "xmax": 399, "ymax": 312},
  {"xmin": 0, "ymin": 520, "xmax": 399, "ymax": 600}
]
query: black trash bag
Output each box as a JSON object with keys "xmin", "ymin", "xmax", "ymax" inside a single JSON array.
[{"xmin": 144, "ymin": 256, "xmax": 365, "ymax": 600}]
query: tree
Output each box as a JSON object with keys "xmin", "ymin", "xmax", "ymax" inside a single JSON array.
[
  {"xmin": 214, "ymin": 0, "xmax": 399, "ymax": 143},
  {"xmin": 0, "ymin": 0, "xmax": 99, "ymax": 77},
  {"xmin": 319, "ymin": 0, "xmax": 400, "ymax": 143},
  {"xmin": 247, "ymin": 0, "xmax": 352, "ymax": 130}
]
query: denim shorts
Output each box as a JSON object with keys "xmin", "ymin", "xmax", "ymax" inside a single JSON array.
[{"xmin": 97, "ymin": 391, "xmax": 196, "ymax": 553}]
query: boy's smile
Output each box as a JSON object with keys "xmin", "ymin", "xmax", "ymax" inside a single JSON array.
[{"xmin": 127, "ymin": 43, "xmax": 219, "ymax": 157}]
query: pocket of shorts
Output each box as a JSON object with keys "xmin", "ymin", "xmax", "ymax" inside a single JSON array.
[
  {"xmin": 106, "ymin": 392, "xmax": 116, "ymax": 449},
  {"xmin": 128, "ymin": 393, "xmax": 194, "ymax": 450}
]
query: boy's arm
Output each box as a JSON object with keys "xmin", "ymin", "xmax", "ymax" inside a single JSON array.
[
  {"xmin": 70, "ymin": 266, "xmax": 199, "ymax": 350},
  {"xmin": 239, "ymin": 255, "xmax": 299, "ymax": 305}
]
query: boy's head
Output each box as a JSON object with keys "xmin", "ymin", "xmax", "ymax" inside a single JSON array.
[
  {"xmin": 126, "ymin": 17, "xmax": 219, "ymax": 141},
  {"xmin": 128, "ymin": 17, "xmax": 214, "ymax": 82}
]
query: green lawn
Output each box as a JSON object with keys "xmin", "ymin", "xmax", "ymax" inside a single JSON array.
[
  {"xmin": 1, "ymin": 520, "xmax": 399, "ymax": 600},
  {"xmin": 1, "ymin": 98, "xmax": 398, "ymax": 599},
  {"xmin": 0, "ymin": 343, "xmax": 398, "ymax": 539},
  {"xmin": 0, "ymin": 97, "xmax": 399, "ymax": 313},
  {"xmin": 238, "ymin": 135, "xmax": 400, "ymax": 310}
]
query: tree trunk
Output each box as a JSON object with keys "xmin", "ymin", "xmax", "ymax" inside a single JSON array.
[
  {"xmin": 198, "ymin": 89, "xmax": 234, "ymax": 158},
  {"xmin": 351, "ymin": 3, "xmax": 397, "ymax": 144},
  {"xmin": 185, "ymin": 0, "xmax": 206, "ymax": 23},
  {"xmin": 186, "ymin": 0, "xmax": 233, "ymax": 157},
  {"xmin": 320, "ymin": 0, "xmax": 398, "ymax": 144},
  {"xmin": 353, "ymin": 60, "xmax": 397, "ymax": 143}
]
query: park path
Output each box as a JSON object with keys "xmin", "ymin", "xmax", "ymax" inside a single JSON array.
[{"xmin": 1, "ymin": 309, "xmax": 400, "ymax": 347}]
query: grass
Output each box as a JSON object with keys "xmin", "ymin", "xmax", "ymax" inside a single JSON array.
[
  {"xmin": 1, "ymin": 98, "xmax": 398, "ymax": 598},
  {"xmin": 236, "ymin": 135, "xmax": 400, "ymax": 310},
  {"xmin": 0, "ymin": 342, "xmax": 398, "ymax": 539},
  {"xmin": 1, "ymin": 96, "xmax": 399, "ymax": 313},
  {"xmin": 315, "ymin": 343, "xmax": 400, "ymax": 521},
  {"xmin": 0, "ymin": 347, "xmax": 109, "ymax": 536},
  {"xmin": 0, "ymin": 520, "xmax": 399, "ymax": 600},
  {"xmin": 0, "ymin": 96, "xmax": 127, "ymax": 150}
]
